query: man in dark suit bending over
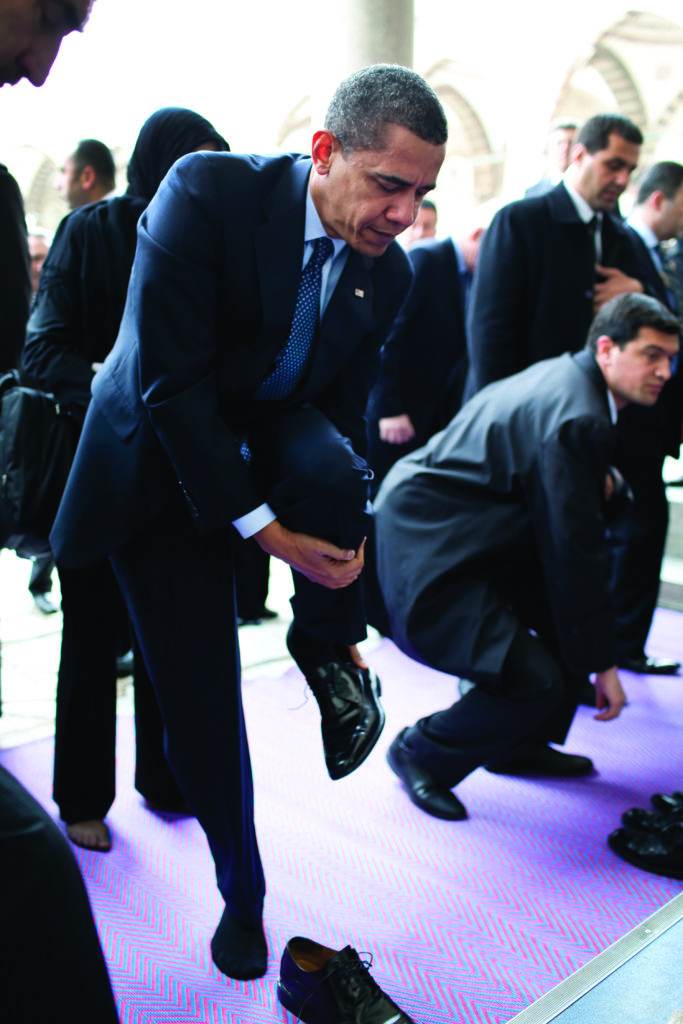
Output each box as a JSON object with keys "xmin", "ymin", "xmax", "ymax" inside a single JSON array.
[
  {"xmin": 51, "ymin": 65, "xmax": 447, "ymax": 982},
  {"xmin": 376, "ymin": 295, "xmax": 679, "ymax": 822}
]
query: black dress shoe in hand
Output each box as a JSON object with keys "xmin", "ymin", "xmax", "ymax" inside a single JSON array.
[
  {"xmin": 277, "ymin": 936, "xmax": 417, "ymax": 1023},
  {"xmin": 387, "ymin": 729, "xmax": 467, "ymax": 821},
  {"xmin": 309, "ymin": 660, "xmax": 385, "ymax": 780},
  {"xmin": 486, "ymin": 743, "xmax": 594, "ymax": 777},
  {"xmin": 621, "ymin": 804, "xmax": 683, "ymax": 832},
  {"xmin": 619, "ymin": 655, "xmax": 680, "ymax": 676},
  {"xmin": 608, "ymin": 823, "xmax": 683, "ymax": 880}
]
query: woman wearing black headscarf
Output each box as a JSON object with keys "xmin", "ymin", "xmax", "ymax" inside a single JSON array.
[{"xmin": 23, "ymin": 108, "xmax": 229, "ymax": 852}]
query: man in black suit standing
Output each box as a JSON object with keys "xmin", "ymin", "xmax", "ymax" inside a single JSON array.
[
  {"xmin": 51, "ymin": 64, "xmax": 447, "ymax": 985},
  {"xmin": 611, "ymin": 162, "xmax": 683, "ymax": 674},
  {"xmin": 376, "ymin": 295, "xmax": 679, "ymax": 822},
  {"xmin": 467, "ymin": 113, "xmax": 644, "ymax": 396},
  {"xmin": 524, "ymin": 120, "xmax": 578, "ymax": 198}
]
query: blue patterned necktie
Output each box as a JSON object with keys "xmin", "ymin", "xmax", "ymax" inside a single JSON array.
[{"xmin": 257, "ymin": 235, "xmax": 334, "ymax": 400}]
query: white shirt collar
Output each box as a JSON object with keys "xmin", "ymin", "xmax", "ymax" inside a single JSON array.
[
  {"xmin": 305, "ymin": 186, "xmax": 346, "ymax": 259},
  {"xmin": 606, "ymin": 389, "xmax": 618, "ymax": 424},
  {"xmin": 562, "ymin": 178, "xmax": 599, "ymax": 225},
  {"xmin": 627, "ymin": 209, "xmax": 659, "ymax": 251}
]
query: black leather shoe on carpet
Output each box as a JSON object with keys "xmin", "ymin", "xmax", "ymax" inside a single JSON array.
[
  {"xmin": 387, "ymin": 729, "xmax": 467, "ymax": 821},
  {"xmin": 33, "ymin": 592, "xmax": 58, "ymax": 615},
  {"xmin": 277, "ymin": 936, "xmax": 417, "ymax": 1023},
  {"xmin": 211, "ymin": 908, "xmax": 267, "ymax": 979},
  {"xmin": 621, "ymin": 804, "xmax": 683, "ymax": 832},
  {"xmin": 619, "ymin": 655, "xmax": 680, "ymax": 675},
  {"xmin": 608, "ymin": 823, "xmax": 683, "ymax": 880},
  {"xmin": 652, "ymin": 790, "xmax": 683, "ymax": 813},
  {"xmin": 287, "ymin": 626, "xmax": 385, "ymax": 780},
  {"xmin": 486, "ymin": 743, "xmax": 594, "ymax": 777}
]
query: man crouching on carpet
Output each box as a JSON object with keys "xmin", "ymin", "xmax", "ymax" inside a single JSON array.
[
  {"xmin": 376, "ymin": 294, "xmax": 679, "ymax": 822},
  {"xmin": 50, "ymin": 63, "xmax": 446, "ymax": 1022}
]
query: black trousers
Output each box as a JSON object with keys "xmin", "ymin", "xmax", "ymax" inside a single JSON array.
[
  {"xmin": 111, "ymin": 405, "xmax": 371, "ymax": 923},
  {"xmin": 0, "ymin": 766, "xmax": 118, "ymax": 1023},
  {"xmin": 53, "ymin": 559, "xmax": 182, "ymax": 824},
  {"xmin": 233, "ymin": 535, "xmax": 271, "ymax": 619},
  {"xmin": 403, "ymin": 573, "xmax": 579, "ymax": 787},
  {"xmin": 609, "ymin": 453, "xmax": 669, "ymax": 661}
]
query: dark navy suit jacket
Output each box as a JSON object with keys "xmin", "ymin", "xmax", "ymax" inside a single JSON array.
[
  {"xmin": 51, "ymin": 152, "xmax": 410, "ymax": 566},
  {"xmin": 466, "ymin": 182, "xmax": 643, "ymax": 395}
]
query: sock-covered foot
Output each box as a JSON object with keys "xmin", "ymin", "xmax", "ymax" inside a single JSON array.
[
  {"xmin": 211, "ymin": 908, "xmax": 267, "ymax": 979},
  {"xmin": 66, "ymin": 819, "xmax": 112, "ymax": 851}
]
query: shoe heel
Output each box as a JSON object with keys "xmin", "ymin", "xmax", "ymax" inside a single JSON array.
[{"xmin": 276, "ymin": 980, "xmax": 302, "ymax": 1021}]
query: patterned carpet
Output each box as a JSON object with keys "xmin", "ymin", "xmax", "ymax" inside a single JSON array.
[{"xmin": 2, "ymin": 609, "xmax": 682, "ymax": 1023}]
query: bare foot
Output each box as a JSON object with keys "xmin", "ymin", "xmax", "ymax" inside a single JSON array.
[{"xmin": 66, "ymin": 819, "xmax": 112, "ymax": 852}]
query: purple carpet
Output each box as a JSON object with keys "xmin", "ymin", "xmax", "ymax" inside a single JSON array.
[{"xmin": 2, "ymin": 609, "xmax": 682, "ymax": 1023}]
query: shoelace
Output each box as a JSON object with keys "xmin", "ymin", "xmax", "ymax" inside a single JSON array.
[{"xmin": 295, "ymin": 951, "xmax": 385, "ymax": 1023}]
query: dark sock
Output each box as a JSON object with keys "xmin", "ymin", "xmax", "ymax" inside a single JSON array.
[
  {"xmin": 286, "ymin": 623, "xmax": 347, "ymax": 678},
  {"xmin": 211, "ymin": 908, "xmax": 267, "ymax": 980}
]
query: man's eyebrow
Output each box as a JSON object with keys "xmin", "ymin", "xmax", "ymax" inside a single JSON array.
[{"xmin": 375, "ymin": 172, "xmax": 437, "ymax": 191}]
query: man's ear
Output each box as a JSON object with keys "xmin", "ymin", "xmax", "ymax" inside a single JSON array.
[
  {"xmin": 79, "ymin": 165, "xmax": 96, "ymax": 192},
  {"xmin": 570, "ymin": 141, "xmax": 586, "ymax": 167},
  {"xmin": 311, "ymin": 130, "xmax": 340, "ymax": 177},
  {"xmin": 595, "ymin": 334, "xmax": 616, "ymax": 366}
]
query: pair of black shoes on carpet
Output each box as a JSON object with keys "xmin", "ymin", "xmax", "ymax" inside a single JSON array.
[
  {"xmin": 388, "ymin": 726, "xmax": 593, "ymax": 821},
  {"xmin": 286, "ymin": 623, "xmax": 385, "ymax": 781},
  {"xmin": 211, "ymin": 915, "xmax": 417, "ymax": 1022},
  {"xmin": 608, "ymin": 790, "xmax": 683, "ymax": 880}
]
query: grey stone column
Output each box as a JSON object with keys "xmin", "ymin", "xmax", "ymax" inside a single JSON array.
[{"xmin": 312, "ymin": 0, "xmax": 415, "ymax": 126}]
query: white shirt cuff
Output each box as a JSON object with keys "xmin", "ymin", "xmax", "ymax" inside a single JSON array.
[{"xmin": 232, "ymin": 503, "xmax": 276, "ymax": 539}]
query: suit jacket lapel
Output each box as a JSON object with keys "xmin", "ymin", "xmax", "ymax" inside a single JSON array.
[
  {"xmin": 302, "ymin": 250, "xmax": 375, "ymax": 396},
  {"xmin": 254, "ymin": 158, "xmax": 311, "ymax": 337}
]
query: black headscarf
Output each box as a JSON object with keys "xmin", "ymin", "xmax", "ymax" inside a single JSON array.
[{"xmin": 126, "ymin": 106, "xmax": 229, "ymax": 202}]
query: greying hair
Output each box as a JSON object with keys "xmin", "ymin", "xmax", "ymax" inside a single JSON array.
[
  {"xmin": 585, "ymin": 294, "xmax": 679, "ymax": 352},
  {"xmin": 324, "ymin": 64, "xmax": 448, "ymax": 152}
]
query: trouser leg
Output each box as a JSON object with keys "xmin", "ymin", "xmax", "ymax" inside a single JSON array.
[
  {"xmin": 609, "ymin": 455, "xmax": 668, "ymax": 660},
  {"xmin": 111, "ymin": 523, "xmax": 264, "ymax": 923},
  {"xmin": 248, "ymin": 405, "xmax": 371, "ymax": 645},
  {"xmin": 413, "ymin": 627, "xmax": 566, "ymax": 787},
  {"xmin": 29, "ymin": 553, "xmax": 55, "ymax": 595},
  {"xmin": 233, "ymin": 535, "xmax": 271, "ymax": 619},
  {"xmin": 53, "ymin": 561, "xmax": 119, "ymax": 824},
  {"xmin": 132, "ymin": 634, "xmax": 185, "ymax": 808},
  {"xmin": 0, "ymin": 766, "xmax": 118, "ymax": 1023}
]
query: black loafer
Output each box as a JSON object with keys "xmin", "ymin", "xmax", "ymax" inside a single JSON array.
[
  {"xmin": 277, "ymin": 936, "xmax": 417, "ymax": 1023},
  {"xmin": 387, "ymin": 729, "xmax": 467, "ymax": 821},
  {"xmin": 33, "ymin": 592, "xmax": 58, "ymax": 615},
  {"xmin": 608, "ymin": 823, "xmax": 683, "ymax": 880},
  {"xmin": 621, "ymin": 805, "xmax": 683, "ymax": 832},
  {"xmin": 307, "ymin": 660, "xmax": 385, "ymax": 780},
  {"xmin": 487, "ymin": 743, "xmax": 594, "ymax": 777},
  {"xmin": 652, "ymin": 790, "xmax": 683, "ymax": 813},
  {"xmin": 619, "ymin": 655, "xmax": 680, "ymax": 676}
]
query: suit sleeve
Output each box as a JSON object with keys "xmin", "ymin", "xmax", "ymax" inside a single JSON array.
[
  {"xmin": 526, "ymin": 415, "xmax": 616, "ymax": 675},
  {"xmin": 128, "ymin": 154, "xmax": 263, "ymax": 527},
  {"xmin": 0, "ymin": 167, "xmax": 30, "ymax": 373},
  {"xmin": 22, "ymin": 212, "xmax": 94, "ymax": 408},
  {"xmin": 467, "ymin": 205, "xmax": 532, "ymax": 393}
]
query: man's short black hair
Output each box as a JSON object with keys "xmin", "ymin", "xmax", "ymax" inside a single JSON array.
[
  {"xmin": 551, "ymin": 120, "xmax": 578, "ymax": 132},
  {"xmin": 636, "ymin": 161, "xmax": 683, "ymax": 205},
  {"xmin": 576, "ymin": 113, "xmax": 643, "ymax": 154},
  {"xmin": 420, "ymin": 199, "xmax": 437, "ymax": 214},
  {"xmin": 72, "ymin": 138, "xmax": 116, "ymax": 188},
  {"xmin": 586, "ymin": 293, "xmax": 679, "ymax": 352},
  {"xmin": 324, "ymin": 64, "xmax": 448, "ymax": 153}
]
